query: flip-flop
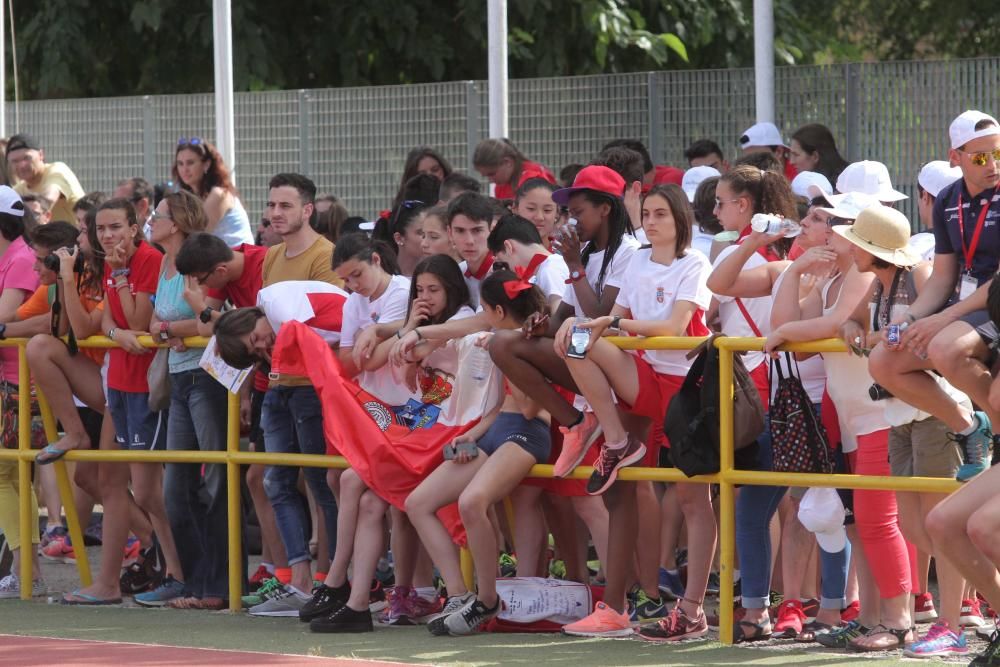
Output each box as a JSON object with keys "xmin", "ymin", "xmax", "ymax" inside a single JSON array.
[
  {"xmin": 35, "ymin": 444, "xmax": 71, "ymax": 466},
  {"xmin": 61, "ymin": 590, "xmax": 122, "ymax": 606}
]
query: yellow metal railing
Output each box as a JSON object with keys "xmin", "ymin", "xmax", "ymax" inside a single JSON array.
[{"xmin": 0, "ymin": 335, "xmax": 963, "ymax": 646}]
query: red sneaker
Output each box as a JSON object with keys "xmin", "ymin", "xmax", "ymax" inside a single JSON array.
[
  {"xmin": 960, "ymin": 598, "xmax": 985, "ymax": 627},
  {"xmin": 553, "ymin": 412, "xmax": 602, "ymax": 479},
  {"xmin": 248, "ymin": 565, "xmax": 272, "ymax": 592},
  {"xmin": 773, "ymin": 599, "xmax": 807, "ymax": 639},
  {"xmin": 637, "ymin": 603, "xmax": 708, "ymax": 642},
  {"xmin": 41, "ymin": 536, "xmax": 75, "ymax": 564},
  {"xmin": 914, "ymin": 591, "xmax": 938, "ymax": 622}
]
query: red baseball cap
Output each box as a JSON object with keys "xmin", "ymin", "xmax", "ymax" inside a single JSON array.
[{"xmin": 552, "ymin": 165, "xmax": 625, "ymax": 206}]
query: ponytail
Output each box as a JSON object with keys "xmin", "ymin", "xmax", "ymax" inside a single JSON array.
[{"xmin": 332, "ymin": 232, "xmax": 402, "ymax": 276}]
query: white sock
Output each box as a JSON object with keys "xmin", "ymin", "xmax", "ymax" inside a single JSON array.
[
  {"xmin": 261, "ymin": 562, "xmax": 275, "ymax": 574},
  {"xmin": 959, "ymin": 414, "xmax": 980, "ymax": 436}
]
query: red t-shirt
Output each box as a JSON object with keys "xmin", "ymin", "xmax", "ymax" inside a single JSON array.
[
  {"xmin": 205, "ymin": 243, "xmax": 266, "ymax": 308},
  {"xmin": 652, "ymin": 165, "xmax": 685, "ymax": 187},
  {"xmin": 494, "ymin": 160, "xmax": 555, "ymax": 200},
  {"xmin": 784, "ymin": 159, "xmax": 798, "ymax": 182},
  {"xmin": 105, "ymin": 242, "xmax": 162, "ymax": 392}
]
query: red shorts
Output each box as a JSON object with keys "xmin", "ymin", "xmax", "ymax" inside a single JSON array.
[{"xmin": 617, "ymin": 354, "xmax": 685, "ymax": 467}]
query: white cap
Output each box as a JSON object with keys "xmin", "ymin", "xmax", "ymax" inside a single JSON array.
[
  {"xmin": 949, "ymin": 110, "xmax": 1000, "ymax": 150},
  {"xmin": 791, "ymin": 171, "xmax": 833, "ymax": 200},
  {"xmin": 739, "ymin": 122, "xmax": 787, "ymax": 149},
  {"xmin": 835, "ymin": 160, "xmax": 907, "ymax": 202},
  {"xmin": 819, "ymin": 191, "xmax": 882, "ymax": 220},
  {"xmin": 0, "ymin": 186, "xmax": 23, "ymax": 217},
  {"xmin": 358, "ymin": 221, "xmax": 375, "ymax": 231},
  {"xmin": 681, "ymin": 166, "xmax": 720, "ymax": 202},
  {"xmin": 918, "ymin": 160, "xmax": 962, "ymax": 197},
  {"xmin": 798, "ymin": 487, "xmax": 847, "ymax": 553}
]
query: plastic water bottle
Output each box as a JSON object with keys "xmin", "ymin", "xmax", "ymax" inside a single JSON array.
[
  {"xmin": 552, "ymin": 218, "xmax": 578, "ymax": 255},
  {"xmin": 750, "ymin": 213, "xmax": 801, "ymax": 238},
  {"xmin": 468, "ymin": 345, "xmax": 493, "ymax": 381}
]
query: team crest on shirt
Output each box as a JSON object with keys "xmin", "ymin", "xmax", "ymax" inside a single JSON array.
[
  {"xmin": 656, "ymin": 287, "xmax": 665, "ymax": 303},
  {"xmin": 363, "ymin": 401, "xmax": 393, "ymax": 432},
  {"xmin": 418, "ymin": 367, "xmax": 454, "ymax": 405}
]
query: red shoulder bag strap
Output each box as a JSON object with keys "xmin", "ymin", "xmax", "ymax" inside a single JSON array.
[{"xmin": 734, "ymin": 297, "xmax": 763, "ymax": 337}]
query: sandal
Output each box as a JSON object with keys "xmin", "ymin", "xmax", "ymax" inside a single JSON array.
[
  {"xmin": 797, "ymin": 620, "xmax": 834, "ymax": 643},
  {"xmin": 194, "ymin": 597, "xmax": 227, "ymax": 610},
  {"xmin": 166, "ymin": 596, "xmax": 201, "ymax": 610},
  {"xmin": 848, "ymin": 623, "xmax": 912, "ymax": 652},
  {"xmin": 733, "ymin": 619, "xmax": 773, "ymax": 644}
]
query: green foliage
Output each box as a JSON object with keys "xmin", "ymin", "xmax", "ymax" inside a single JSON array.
[{"xmin": 10, "ymin": 0, "xmax": 998, "ymax": 100}]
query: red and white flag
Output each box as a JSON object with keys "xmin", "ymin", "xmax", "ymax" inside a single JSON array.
[
  {"xmin": 270, "ymin": 321, "xmax": 503, "ymax": 544},
  {"xmin": 257, "ymin": 281, "xmax": 349, "ymax": 344}
]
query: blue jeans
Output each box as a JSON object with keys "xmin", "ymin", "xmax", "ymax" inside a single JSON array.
[
  {"xmin": 163, "ymin": 369, "xmax": 231, "ymax": 599},
  {"xmin": 261, "ymin": 385, "xmax": 338, "ymax": 567},
  {"xmin": 735, "ymin": 410, "xmax": 851, "ymax": 610}
]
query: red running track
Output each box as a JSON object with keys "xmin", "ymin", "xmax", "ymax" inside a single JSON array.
[{"xmin": 0, "ymin": 635, "xmax": 415, "ymax": 666}]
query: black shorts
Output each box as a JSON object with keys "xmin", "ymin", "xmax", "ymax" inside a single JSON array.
[{"xmin": 477, "ymin": 412, "xmax": 551, "ymax": 464}]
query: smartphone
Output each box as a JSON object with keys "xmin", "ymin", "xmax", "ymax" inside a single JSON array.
[
  {"xmin": 443, "ymin": 441, "xmax": 479, "ymax": 460},
  {"xmin": 566, "ymin": 322, "xmax": 590, "ymax": 359}
]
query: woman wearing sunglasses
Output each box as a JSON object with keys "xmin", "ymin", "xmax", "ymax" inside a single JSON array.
[{"xmin": 172, "ymin": 137, "xmax": 253, "ymax": 248}]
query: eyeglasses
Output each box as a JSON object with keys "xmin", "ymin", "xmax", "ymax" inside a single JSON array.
[
  {"xmin": 177, "ymin": 137, "xmax": 203, "ymax": 147},
  {"xmin": 714, "ymin": 197, "xmax": 741, "ymax": 209},
  {"xmin": 195, "ymin": 266, "xmax": 219, "ymax": 285},
  {"xmin": 151, "ymin": 213, "xmax": 171, "ymax": 223},
  {"xmin": 958, "ymin": 148, "xmax": 1000, "ymax": 167}
]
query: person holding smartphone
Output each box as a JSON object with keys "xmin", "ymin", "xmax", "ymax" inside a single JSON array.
[{"xmin": 558, "ymin": 183, "xmax": 714, "ymax": 641}]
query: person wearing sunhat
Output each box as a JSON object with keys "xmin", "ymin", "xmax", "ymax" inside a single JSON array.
[
  {"xmin": 835, "ymin": 204, "xmax": 980, "ymax": 657},
  {"xmin": 7, "ymin": 133, "xmax": 85, "ymax": 225}
]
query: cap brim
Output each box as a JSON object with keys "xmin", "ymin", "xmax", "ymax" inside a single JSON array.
[
  {"xmin": 683, "ymin": 187, "xmax": 697, "ymax": 202},
  {"xmin": 552, "ymin": 186, "xmax": 584, "ymax": 207},
  {"xmin": 879, "ymin": 189, "xmax": 909, "ymax": 203},
  {"xmin": 358, "ymin": 222, "xmax": 375, "ymax": 231},
  {"xmin": 832, "ymin": 225, "xmax": 922, "ymax": 267},
  {"xmin": 815, "ymin": 527, "xmax": 847, "ymax": 553}
]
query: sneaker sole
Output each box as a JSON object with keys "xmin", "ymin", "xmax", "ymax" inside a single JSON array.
[
  {"xmin": 427, "ymin": 616, "xmax": 451, "ymax": 636},
  {"xmin": 249, "ymin": 609, "xmax": 304, "ymax": 617},
  {"xmin": 638, "ymin": 628, "xmax": 709, "ymax": 643},
  {"xmin": 913, "ymin": 610, "xmax": 939, "ymax": 622},
  {"xmin": 562, "ymin": 627, "xmax": 635, "ymax": 638},
  {"xmin": 903, "ymin": 647, "xmax": 968, "ymax": 658},
  {"xmin": 587, "ymin": 443, "xmax": 646, "ymax": 496},
  {"xmin": 960, "ymin": 616, "xmax": 985, "ymax": 627},
  {"xmin": 553, "ymin": 425, "xmax": 604, "ymax": 479}
]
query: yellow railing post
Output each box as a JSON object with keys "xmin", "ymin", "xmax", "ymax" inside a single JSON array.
[
  {"xmin": 460, "ymin": 546, "xmax": 475, "ymax": 591},
  {"xmin": 716, "ymin": 339, "xmax": 738, "ymax": 646},
  {"xmin": 226, "ymin": 391, "xmax": 242, "ymax": 612},
  {"xmin": 36, "ymin": 389, "xmax": 91, "ymax": 587},
  {"xmin": 17, "ymin": 343, "xmax": 32, "ymax": 599}
]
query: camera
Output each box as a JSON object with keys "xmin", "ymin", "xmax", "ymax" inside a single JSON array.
[
  {"xmin": 868, "ymin": 383, "xmax": 893, "ymax": 401},
  {"xmin": 43, "ymin": 246, "xmax": 84, "ymax": 274}
]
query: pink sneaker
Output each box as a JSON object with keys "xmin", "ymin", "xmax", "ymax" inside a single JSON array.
[
  {"xmin": 403, "ymin": 589, "xmax": 442, "ymax": 624},
  {"xmin": 41, "ymin": 536, "xmax": 75, "ymax": 564},
  {"xmin": 562, "ymin": 601, "xmax": 633, "ymax": 638},
  {"xmin": 553, "ymin": 412, "xmax": 602, "ymax": 479},
  {"xmin": 378, "ymin": 585, "xmax": 411, "ymax": 625}
]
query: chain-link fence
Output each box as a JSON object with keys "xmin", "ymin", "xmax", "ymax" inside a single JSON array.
[{"xmin": 12, "ymin": 57, "xmax": 999, "ymax": 226}]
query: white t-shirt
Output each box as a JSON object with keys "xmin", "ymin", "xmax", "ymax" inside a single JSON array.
[
  {"xmin": 612, "ymin": 249, "xmax": 712, "ymax": 377},
  {"xmin": 340, "ymin": 274, "xmax": 412, "ymax": 406},
  {"xmin": 531, "ymin": 253, "xmax": 569, "ymax": 303},
  {"xmin": 908, "ymin": 231, "xmax": 936, "ymax": 263},
  {"xmin": 712, "ymin": 245, "xmax": 771, "ymax": 372},
  {"xmin": 563, "ymin": 236, "xmax": 641, "ymax": 316},
  {"xmin": 631, "ymin": 228, "xmax": 649, "ymax": 245},
  {"xmin": 459, "ymin": 255, "xmax": 494, "ymax": 309},
  {"xmin": 691, "ymin": 227, "xmax": 715, "ymax": 259},
  {"xmin": 420, "ymin": 306, "xmax": 477, "ymax": 378}
]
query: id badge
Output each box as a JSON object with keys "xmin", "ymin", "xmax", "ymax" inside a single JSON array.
[{"xmin": 959, "ymin": 273, "xmax": 978, "ymax": 301}]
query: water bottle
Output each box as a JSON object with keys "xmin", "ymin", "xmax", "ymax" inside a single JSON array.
[
  {"xmin": 468, "ymin": 344, "xmax": 493, "ymax": 381},
  {"xmin": 750, "ymin": 213, "xmax": 801, "ymax": 238},
  {"xmin": 552, "ymin": 218, "xmax": 578, "ymax": 255}
]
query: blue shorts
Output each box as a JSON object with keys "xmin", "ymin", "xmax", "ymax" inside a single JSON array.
[
  {"xmin": 477, "ymin": 412, "xmax": 551, "ymax": 464},
  {"xmin": 107, "ymin": 388, "xmax": 167, "ymax": 451}
]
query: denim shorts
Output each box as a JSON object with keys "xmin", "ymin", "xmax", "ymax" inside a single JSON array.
[
  {"xmin": 477, "ymin": 412, "xmax": 552, "ymax": 463},
  {"xmin": 107, "ymin": 388, "xmax": 167, "ymax": 451}
]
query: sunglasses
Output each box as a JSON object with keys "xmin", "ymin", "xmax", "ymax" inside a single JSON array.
[
  {"xmin": 714, "ymin": 197, "xmax": 741, "ymax": 209},
  {"xmin": 177, "ymin": 137, "xmax": 203, "ymax": 147},
  {"xmin": 959, "ymin": 148, "xmax": 1000, "ymax": 167}
]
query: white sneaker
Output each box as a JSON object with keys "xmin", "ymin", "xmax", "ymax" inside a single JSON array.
[
  {"xmin": 248, "ymin": 584, "xmax": 310, "ymax": 617},
  {"xmin": 977, "ymin": 620, "xmax": 998, "ymax": 640},
  {"xmin": 0, "ymin": 574, "xmax": 46, "ymax": 599}
]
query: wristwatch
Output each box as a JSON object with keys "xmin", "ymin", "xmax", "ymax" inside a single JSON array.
[
  {"xmin": 199, "ymin": 307, "xmax": 214, "ymax": 324},
  {"xmin": 564, "ymin": 269, "xmax": 586, "ymax": 285},
  {"xmin": 610, "ymin": 315, "xmax": 622, "ymax": 333},
  {"xmin": 158, "ymin": 321, "xmax": 170, "ymax": 342}
]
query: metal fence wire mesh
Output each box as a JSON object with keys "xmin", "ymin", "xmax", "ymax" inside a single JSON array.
[{"xmin": 11, "ymin": 57, "xmax": 999, "ymax": 227}]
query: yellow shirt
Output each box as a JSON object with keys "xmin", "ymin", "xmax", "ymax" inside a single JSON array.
[
  {"xmin": 262, "ymin": 235, "xmax": 341, "ymax": 386},
  {"xmin": 262, "ymin": 236, "xmax": 341, "ymax": 287},
  {"xmin": 14, "ymin": 162, "xmax": 86, "ymax": 225}
]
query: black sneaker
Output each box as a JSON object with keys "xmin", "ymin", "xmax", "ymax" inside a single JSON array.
[
  {"xmin": 427, "ymin": 592, "xmax": 476, "ymax": 636},
  {"xmin": 971, "ymin": 629, "xmax": 1000, "ymax": 666},
  {"xmin": 586, "ymin": 435, "xmax": 646, "ymax": 495},
  {"xmin": 310, "ymin": 604, "xmax": 374, "ymax": 633},
  {"xmin": 299, "ymin": 582, "xmax": 350, "ymax": 623},
  {"xmin": 120, "ymin": 544, "xmax": 164, "ymax": 595},
  {"xmin": 444, "ymin": 597, "xmax": 501, "ymax": 636}
]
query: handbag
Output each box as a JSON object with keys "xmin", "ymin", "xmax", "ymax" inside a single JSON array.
[
  {"xmin": 147, "ymin": 348, "xmax": 172, "ymax": 412},
  {"xmin": 0, "ymin": 381, "xmax": 48, "ymax": 450},
  {"xmin": 769, "ymin": 353, "xmax": 834, "ymax": 474}
]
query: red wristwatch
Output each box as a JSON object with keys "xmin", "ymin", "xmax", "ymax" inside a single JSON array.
[
  {"xmin": 564, "ymin": 269, "xmax": 586, "ymax": 285},
  {"xmin": 158, "ymin": 321, "xmax": 170, "ymax": 342}
]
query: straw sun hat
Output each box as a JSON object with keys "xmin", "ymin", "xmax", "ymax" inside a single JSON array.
[{"xmin": 832, "ymin": 204, "xmax": 921, "ymax": 268}]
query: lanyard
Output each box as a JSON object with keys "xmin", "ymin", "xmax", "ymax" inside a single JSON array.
[{"xmin": 957, "ymin": 191, "xmax": 992, "ymax": 272}]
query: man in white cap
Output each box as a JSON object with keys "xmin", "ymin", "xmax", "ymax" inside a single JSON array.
[
  {"xmin": 681, "ymin": 165, "xmax": 720, "ymax": 202},
  {"xmin": 870, "ymin": 110, "xmax": 1000, "ymax": 484},
  {"xmin": 739, "ymin": 121, "xmax": 796, "ymax": 181},
  {"xmin": 909, "ymin": 161, "xmax": 963, "ymax": 261}
]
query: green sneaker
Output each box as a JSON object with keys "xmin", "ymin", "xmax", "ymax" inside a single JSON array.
[
  {"xmin": 498, "ymin": 553, "xmax": 517, "ymax": 578},
  {"xmin": 549, "ymin": 559, "xmax": 567, "ymax": 579},
  {"xmin": 815, "ymin": 620, "xmax": 870, "ymax": 649},
  {"xmin": 242, "ymin": 576, "xmax": 281, "ymax": 608}
]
